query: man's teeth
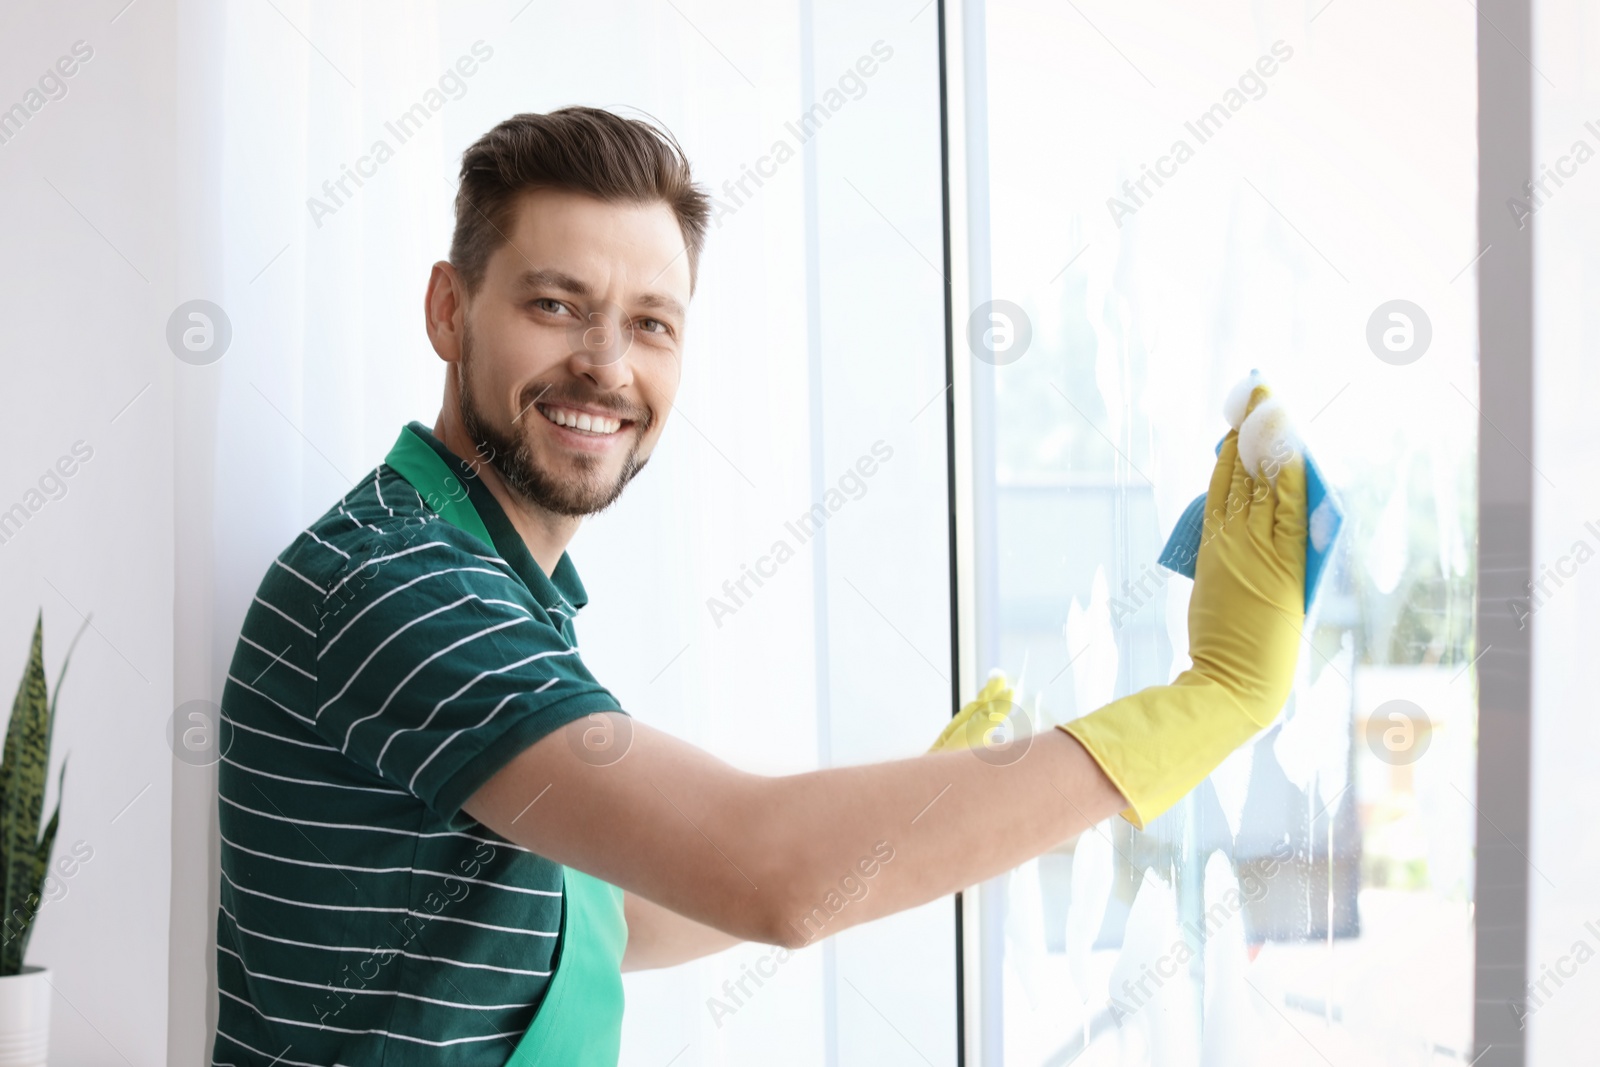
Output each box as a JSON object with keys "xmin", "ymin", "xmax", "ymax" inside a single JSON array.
[{"xmin": 539, "ymin": 405, "xmax": 623, "ymax": 435}]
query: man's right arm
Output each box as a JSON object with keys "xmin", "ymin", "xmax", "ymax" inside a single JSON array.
[
  {"xmin": 463, "ymin": 714, "xmax": 1124, "ymax": 950},
  {"xmin": 465, "ymin": 383, "xmax": 1308, "ymax": 951}
]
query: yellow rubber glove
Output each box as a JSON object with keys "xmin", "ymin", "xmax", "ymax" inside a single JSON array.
[
  {"xmin": 928, "ymin": 669, "xmax": 1021, "ymax": 757},
  {"xmin": 1058, "ymin": 383, "xmax": 1307, "ymax": 828}
]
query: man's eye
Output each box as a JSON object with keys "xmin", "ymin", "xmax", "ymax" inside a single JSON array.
[
  {"xmin": 533, "ymin": 298, "xmax": 570, "ymax": 316},
  {"xmin": 636, "ymin": 317, "xmax": 669, "ymax": 336}
]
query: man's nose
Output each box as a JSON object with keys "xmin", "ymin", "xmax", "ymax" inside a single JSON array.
[{"xmin": 566, "ymin": 307, "xmax": 634, "ymax": 391}]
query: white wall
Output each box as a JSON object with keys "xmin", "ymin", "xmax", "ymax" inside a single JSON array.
[
  {"xmin": 1528, "ymin": 1, "xmax": 1600, "ymax": 1059},
  {"xmin": 0, "ymin": 2, "xmax": 176, "ymax": 1064}
]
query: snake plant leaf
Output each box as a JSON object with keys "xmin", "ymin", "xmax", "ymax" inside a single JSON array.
[
  {"xmin": 44, "ymin": 615, "xmax": 88, "ymax": 777},
  {"xmin": 9, "ymin": 760, "xmax": 66, "ymax": 970},
  {"xmin": 0, "ymin": 615, "xmax": 59, "ymax": 976}
]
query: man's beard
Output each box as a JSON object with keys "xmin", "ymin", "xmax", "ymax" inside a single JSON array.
[{"xmin": 457, "ymin": 326, "xmax": 650, "ymax": 518}]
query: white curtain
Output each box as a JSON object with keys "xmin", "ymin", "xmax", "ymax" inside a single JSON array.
[{"xmin": 170, "ymin": 2, "xmax": 958, "ymax": 1065}]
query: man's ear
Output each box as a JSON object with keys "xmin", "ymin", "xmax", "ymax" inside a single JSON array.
[{"xmin": 425, "ymin": 260, "xmax": 468, "ymax": 365}]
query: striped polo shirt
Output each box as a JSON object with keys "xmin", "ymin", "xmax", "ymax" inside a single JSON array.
[{"xmin": 212, "ymin": 422, "xmax": 626, "ymax": 1066}]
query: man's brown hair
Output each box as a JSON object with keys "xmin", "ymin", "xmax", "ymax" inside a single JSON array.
[{"xmin": 450, "ymin": 106, "xmax": 711, "ymax": 299}]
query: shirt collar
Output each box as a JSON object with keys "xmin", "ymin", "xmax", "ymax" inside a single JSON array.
[{"xmin": 383, "ymin": 421, "xmax": 590, "ymax": 616}]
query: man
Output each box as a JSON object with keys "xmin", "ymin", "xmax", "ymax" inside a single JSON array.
[{"xmin": 212, "ymin": 106, "xmax": 1306, "ymax": 1066}]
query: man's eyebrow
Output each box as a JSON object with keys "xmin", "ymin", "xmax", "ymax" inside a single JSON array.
[
  {"xmin": 514, "ymin": 268, "xmax": 591, "ymax": 296},
  {"xmin": 634, "ymin": 291, "xmax": 686, "ymax": 321},
  {"xmin": 514, "ymin": 267, "xmax": 685, "ymax": 322}
]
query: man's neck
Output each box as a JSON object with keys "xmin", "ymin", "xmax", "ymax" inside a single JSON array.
[{"xmin": 433, "ymin": 411, "xmax": 579, "ymax": 578}]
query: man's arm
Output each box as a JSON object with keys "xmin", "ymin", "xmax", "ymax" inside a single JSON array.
[
  {"xmin": 621, "ymin": 891, "xmax": 743, "ymax": 971},
  {"xmin": 462, "ymin": 715, "xmax": 1123, "ymax": 950}
]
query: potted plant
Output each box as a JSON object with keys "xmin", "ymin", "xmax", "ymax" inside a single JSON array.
[{"xmin": 0, "ymin": 613, "xmax": 75, "ymax": 1067}]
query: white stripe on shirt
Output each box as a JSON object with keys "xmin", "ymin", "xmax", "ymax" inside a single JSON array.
[
  {"xmin": 373, "ymin": 465, "xmax": 395, "ymax": 517},
  {"xmin": 217, "ymin": 988, "xmax": 516, "ymax": 1046},
  {"xmin": 216, "ymin": 944, "xmax": 534, "ymax": 1011},
  {"xmin": 221, "ymin": 869, "xmax": 409, "ymax": 914},
  {"xmin": 218, "ymin": 832, "xmax": 554, "ymax": 896},
  {"xmin": 238, "ymin": 635, "xmax": 316, "ymax": 682},
  {"xmin": 273, "ymin": 558, "xmax": 326, "ymax": 593},
  {"xmin": 324, "ymin": 540, "xmax": 456, "ymax": 599},
  {"xmin": 221, "ymin": 713, "xmax": 337, "ymax": 752},
  {"xmin": 219, "ymin": 795, "xmax": 529, "ymax": 857},
  {"xmin": 318, "ymin": 566, "xmax": 521, "ymax": 659},
  {"xmin": 219, "ymin": 903, "xmax": 552, "ymax": 976},
  {"xmin": 406, "ymin": 911, "xmax": 558, "ymax": 937},
  {"xmin": 220, "ymin": 754, "xmax": 402, "ymax": 794},
  {"xmin": 253, "ymin": 595, "xmax": 315, "ymax": 637},
  {"xmin": 304, "ymin": 528, "xmax": 351, "ymax": 559},
  {"xmin": 227, "ymin": 673, "xmax": 315, "ymax": 726}
]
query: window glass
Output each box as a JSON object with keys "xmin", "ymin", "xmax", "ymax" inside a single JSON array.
[{"xmin": 970, "ymin": 4, "xmax": 1479, "ymax": 1061}]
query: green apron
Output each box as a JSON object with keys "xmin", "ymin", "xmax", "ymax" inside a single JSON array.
[
  {"xmin": 507, "ymin": 868, "xmax": 628, "ymax": 1065},
  {"xmin": 384, "ymin": 426, "xmax": 629, "ymax": 1065}
]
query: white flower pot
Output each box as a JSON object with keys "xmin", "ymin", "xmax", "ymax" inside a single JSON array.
[{"xmin": 0, "ymin": 967, "xmax": 50, "ymax": 1067}]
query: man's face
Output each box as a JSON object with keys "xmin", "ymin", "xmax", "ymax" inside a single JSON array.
[{"xmin": 456, "ymin": 187, "xmax": 691, "ymax": 517}]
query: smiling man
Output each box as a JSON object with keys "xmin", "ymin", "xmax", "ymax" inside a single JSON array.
[{"xmin": 212, "ymin": 107, "xmax": 1308, "ymax": 1066}]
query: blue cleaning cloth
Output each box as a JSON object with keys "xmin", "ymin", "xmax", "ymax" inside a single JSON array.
[{"xmin": 1157, "ymin": 435, "xmax": 1343, "ymax": 612}]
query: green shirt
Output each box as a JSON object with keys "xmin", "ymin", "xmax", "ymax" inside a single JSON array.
[{"xmin": 212, "ymin": 422, "xmax": 625, "ymax": 1066}]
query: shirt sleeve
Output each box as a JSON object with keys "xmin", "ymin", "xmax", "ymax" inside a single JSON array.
[{"xmin": 311, "ymin": 520, "xmax": 624, "ymax": 827}]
